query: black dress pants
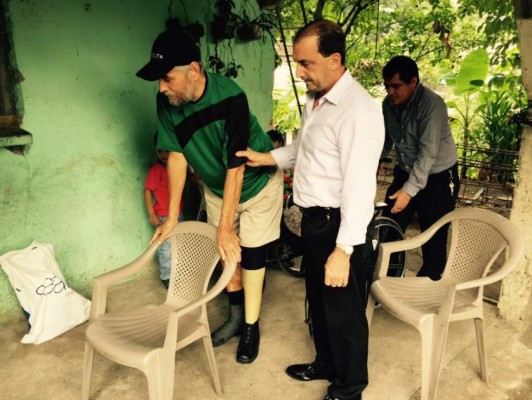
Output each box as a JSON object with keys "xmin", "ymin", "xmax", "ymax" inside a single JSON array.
[
  {"xmin": 301, "ymin": 208, "xmax": 368, "ymax": 399},
  {"xmin": 383, "ymin": 164, "xmax": 459, "ymax": 280}
]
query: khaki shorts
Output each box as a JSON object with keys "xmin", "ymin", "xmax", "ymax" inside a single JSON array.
[{"xmin": 204, "ymin": 168, "xmax": 283, "ymax": 248}]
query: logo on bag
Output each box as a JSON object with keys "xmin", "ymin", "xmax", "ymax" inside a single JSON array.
[{"xmin": 36, "ymin": 276, "xmax": 67, "ymax": 296}]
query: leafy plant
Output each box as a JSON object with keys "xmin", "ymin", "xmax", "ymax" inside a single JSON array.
[
  {"xmin": 237, "ymin": 10, "xmax": 276, "ymax": 41},
  {"xmin": 453, "ymin": 0, "xmax": 519, "ymax": 68},
  {"xmin": 165, "ymin": 18, "xmax": 205, "ymax": 42},
  {"xmin": 272, "ymin": 85, "xmax": 305, "ymax": 138},
  {"xmin": 444, "ymin": 49, "xmax": 489, "ymax": 178},
  {"xmin": 209, "ymin": 0, "xmax": 278, "ymax": 77},
  {"xmin": 208, "ymin": 55, "xmax": 225, "ymax": 73},
  {"xmin": 212, "ymin": 0, "xmax": 240, "ymax": 41},
  {"xmin": 224, "ymin": 61, "xmax": 244, "ymax": 78},
  {"xmin": 215, "ymin": 0, "xmax": 236, "ymax": 15},
  {"xmin": 474, "ymin": 77, "xmax": 525, "ymax": 183},
  {"xmin": 186, "ymin": 21, "xmax": 205, "ymax": 42},
  {"xmin": 208, "ymin": 42, "xmax": 244, "ymax": 78}
]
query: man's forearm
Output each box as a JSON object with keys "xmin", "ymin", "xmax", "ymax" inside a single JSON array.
[
  {"xmin": 167, "ymin": 152, "xmax": 188, "ymax": 221},
  {"xmin": 219, "ymin": 165, "xmax": 245, "ymax": 228},
  {"xmin": 403, "ymin": 149, "xmax": 437, "ymax": 197}
]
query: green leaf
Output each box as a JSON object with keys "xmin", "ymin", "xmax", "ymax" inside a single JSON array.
[
  {"xmin": 469, "ymin": 79, "xmax": 484, "ymax": 87},
  {"xmin": 446, "ymin": 101, "xmax": 459, "ymax": 109},
  {"xmin": 440, "ymin": 72, "xmax": 456, "ymax": 87},
  {"xmin": 456, "ymin": 49, "xmax": 489, "ymax": 95}
]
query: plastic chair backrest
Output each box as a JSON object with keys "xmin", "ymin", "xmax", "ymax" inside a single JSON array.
[
  {"xmin": 442, "ymin": 215, "xmax": 507, "ymax": 284},
  {"xmin": 165, "ymin": 221, "xmax": 220, "ymax": 305}
]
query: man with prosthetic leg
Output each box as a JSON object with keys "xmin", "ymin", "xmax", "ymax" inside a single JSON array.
[{"xmin": 136, "ymin": 30, "xmax": 283, "ymax": 363}]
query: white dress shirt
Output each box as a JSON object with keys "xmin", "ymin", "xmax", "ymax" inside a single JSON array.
[{"xmin": 272, "ymin": 70, "xmax": 384, "ymax": 245}]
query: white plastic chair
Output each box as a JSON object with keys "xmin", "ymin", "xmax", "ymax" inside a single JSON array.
[
  {"xmin": 82, "ymin": 221, "xmax": 235, "ymax": 400},
  {"xmin": 366, "ymin": 208, "xmax": 524, "ymax": 400}
]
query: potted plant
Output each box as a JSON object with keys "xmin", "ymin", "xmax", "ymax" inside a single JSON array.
[
  {"xmin": 211, "ymin": 0, "xmax": 240, "ymax": 41},
  {"xmin": 236, "ymin": 10, "xmax": 259, "ymax": 40},
  {"xmin": 237, "ymin": 10, "xmax": 276, "ymax": 41},
  {"xmin": 186, "ymin": 21, "xmax": 205, "ymax": 42},
  {"xmin": 166, "ymin": 18, "xmax": 205, "ymax": 42}
]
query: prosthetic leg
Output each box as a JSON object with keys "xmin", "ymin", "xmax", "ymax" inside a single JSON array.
[{"xmin": 236, "ymin": 267, "xmax": 266, "ymax": 363}]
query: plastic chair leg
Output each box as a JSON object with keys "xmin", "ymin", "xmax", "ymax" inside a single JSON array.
[
  {"xmin": 145, "ymin": 356, "xmax": 175, "ymax": 400},
  {"xmin": 474, "ymin": 317, "xmax": 488, "ymax": 382},
  {"xmin": 419, "ymin": 318, "xmax": 450, "ymax": 400},
  {"xmin": 365, "ymin": 293, "xmax": 376, "ymax": 326},
  {"xmin": 202, "ymin": 335, "xmax": 222, "ymax": 396},
  {"xmin": 81, "ymin": 342, "xmax": 95, "ymax": 400},
  {"xmin": 420, "ymin": 324, "xmax": 435, "ymax": 400}
]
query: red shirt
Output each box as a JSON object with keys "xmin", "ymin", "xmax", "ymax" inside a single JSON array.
[{"xmin": 144, "ymin": 163, "xmax": 170, "ymax": 217}]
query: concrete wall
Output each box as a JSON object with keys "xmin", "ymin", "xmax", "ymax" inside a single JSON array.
[
  {"xmin": 0, "ymin": 0, "xmax": 274, "ymax": 323},
  {"xmin": 499, "ymin": 0, "xmax": 532, "ymax": 332}
]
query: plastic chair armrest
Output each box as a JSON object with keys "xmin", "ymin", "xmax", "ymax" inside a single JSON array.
[
  {"xmin": 373, "ymin": 226, "xmax": 442, "ymax": 279},
  {"xmin": 89, "ymin": 243, "xmax": 159, "ymax": 320},
  {"xmin": 373, "ymin": 239, "xmax": 414, "ymax": 279}
]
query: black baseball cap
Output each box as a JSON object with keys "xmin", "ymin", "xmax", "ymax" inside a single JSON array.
[{"xmin": 136, "ymin": 30, "xmax": 201, "ymax": 81}]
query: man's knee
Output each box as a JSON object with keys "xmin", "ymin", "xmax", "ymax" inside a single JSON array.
[{"xmin": 226, "ymin": 262, "xmax": 242, "ymax": 291}]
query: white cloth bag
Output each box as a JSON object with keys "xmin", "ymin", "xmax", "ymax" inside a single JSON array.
[{"xmin": 0, "ymin": 241, "xmax": 91, "ymax": 344}]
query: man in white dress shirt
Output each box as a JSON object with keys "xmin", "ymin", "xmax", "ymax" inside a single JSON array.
[{"xmin": 237, "ymin": 19, "xmax": 384, "ymax": 400}]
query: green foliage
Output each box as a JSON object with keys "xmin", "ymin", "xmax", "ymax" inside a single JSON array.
[
  {"xmin": 454, "ymin": 49, "xmax": 489, "ymax": 95},
  {"xmin": 442, "ymin": 46, "xmax": 523, "ymax": 144},
  {"xmin": 274, "ymin": 0, "xmax": 519, "ymax": 92},
  {"xmin": 271, "ymin": 85, "xmax": 305, "ymax": 137},
  {"xmin": 455, "ymin": 81, "xmax": 524, "ymax": 184},
  {"xmin": 443, "ymin": 50, "xmax": 524, "ymax": 182},
  {"xmin": 476, "ymin": 76, "xmax": 525, "ymax": 153},
  {"xmin": 452, "ymin": 0, "xmax": 519, "ymax": 68},
  {"xmin": 209, "ymin": 0, "xmax": 278, "ymax": 77},
  {"xmin": 272, "ymin": 0, "xmax": 525, "ymax": 173},
  {"xmin": 342, "ymin": 0, "xmax": 485, "ymax": 93},
  {"xmin": 444, "ymin": 49, "xmax": 489, "ymax": 178}
]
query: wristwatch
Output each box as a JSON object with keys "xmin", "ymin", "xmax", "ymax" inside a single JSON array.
[{"xmin": 336, "ymin": 244, "xmax": 354, "ymax": 255}]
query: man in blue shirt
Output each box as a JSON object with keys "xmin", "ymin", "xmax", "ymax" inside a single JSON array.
[{"xmin": 380, "ymin": 55, "xmax": 460, "ymax": 280}]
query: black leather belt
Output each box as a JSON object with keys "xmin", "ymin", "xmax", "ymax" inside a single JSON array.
[
  {"xmin": 298, "ymin": 206, "xmax": 340, "ymax": 219},
  {"xmin": 396, "ymin": 162, "xmax": 458, "ymax": 176}
]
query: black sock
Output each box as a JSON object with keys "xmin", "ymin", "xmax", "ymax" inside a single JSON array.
[
  {"xmin": 211, "ymin": 290, "xmax": 245, "ymax": 346},
  {"xmin": 228, "ymin": 289, "xmax": 244, "ymax": 305}
]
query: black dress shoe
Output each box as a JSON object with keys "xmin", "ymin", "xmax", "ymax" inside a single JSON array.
[
  {"xmin": 236, "ymin": 321, "xmax": 260, "ymax": 364},
  {"xmin": 323, "ymin": 395, "xmax": 361, "ymax": 400},
  {"xmin": 285, "ymin": 363, "xmax": 334, "ymax": 382}
]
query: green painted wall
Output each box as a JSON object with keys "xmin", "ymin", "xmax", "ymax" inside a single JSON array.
[{"xmin": 0, "ymin": 0, "xmax": 274, "ymax": 323}]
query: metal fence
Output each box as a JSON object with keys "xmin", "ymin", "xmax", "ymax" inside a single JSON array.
[{"xmin": 377, "ymin": 145, "xmax": 519, "ymax": 215}]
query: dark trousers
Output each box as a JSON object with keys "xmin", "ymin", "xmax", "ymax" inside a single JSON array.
[
  {"xmin": 301, "ymin": 208, "xmax": 368, "ymax": 399},
  {"xmin": 383, "ymin": 164, "xmax": 459, "ymax": 280}
]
